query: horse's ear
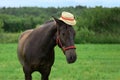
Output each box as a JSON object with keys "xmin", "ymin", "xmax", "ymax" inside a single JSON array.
[{"xmin": 52, "ymin": 17, "xmax": 63, "ymax": 26}]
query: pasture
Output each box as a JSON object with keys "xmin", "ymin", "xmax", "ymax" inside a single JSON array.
[{"xmin": 0, "ymin": 44, "xmax": 120, "ymax": 80}]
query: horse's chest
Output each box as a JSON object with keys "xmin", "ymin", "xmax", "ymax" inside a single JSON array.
[
  {"xmin": 30, "ymin": 52, "xmax": 54, "ymax": 68},
  {"xmin": 30, "ymin": 55, "xmax": 54, "ymax": 70}
]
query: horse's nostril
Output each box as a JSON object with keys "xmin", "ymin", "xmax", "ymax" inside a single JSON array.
[
  {"xmin": 67, "ymin": 55, "xmax": 76, "ymax": 63},
  {"xmin": 65, "ymin": 49, "xmax": 77, "ymax": 63}
]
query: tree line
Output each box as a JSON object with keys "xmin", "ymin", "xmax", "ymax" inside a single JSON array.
[{"xmin": 0, "ymin": 6, "xmax": 120, "ymax": 43}]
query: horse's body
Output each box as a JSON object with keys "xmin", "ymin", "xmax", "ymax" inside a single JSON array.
[{"xmin": 17, "ymin": 18, "xmax": 77, "ymax": 80}]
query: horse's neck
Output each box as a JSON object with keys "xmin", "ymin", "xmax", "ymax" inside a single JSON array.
[
  {"xmin": 43, "ymin": 23, "xmax": 57, "ymax": 47},
  {"xmin": 35, "ymin": 22, "xmax": 57, "ymax": 50}
]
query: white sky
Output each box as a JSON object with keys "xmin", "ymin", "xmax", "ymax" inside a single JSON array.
[{"xmin": 0, "ymin": 0, "xmax": 120, "ymax": 8}]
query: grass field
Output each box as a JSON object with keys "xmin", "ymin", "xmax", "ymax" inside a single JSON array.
[{"xmin": 0, "ymin": 44, "xmax": 120, "ymax": 80}]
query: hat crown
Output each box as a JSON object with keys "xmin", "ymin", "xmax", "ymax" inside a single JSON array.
[{"xmin": 62, "ymin": 11, "xmax": 74, "ymax": 19}]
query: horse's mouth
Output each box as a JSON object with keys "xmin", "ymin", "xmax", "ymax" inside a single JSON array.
[
  {"xmin": 66, "ymin": 55, "xmax": 76, "ymax": 63},
  {"xmin": 65, "ymin": 49, "xmax": 77, "ymax": 64}
]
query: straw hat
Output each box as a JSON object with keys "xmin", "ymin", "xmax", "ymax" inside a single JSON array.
[{"xmin": 59, "ymin": 11, "xmax": 76, "ymax": 25}]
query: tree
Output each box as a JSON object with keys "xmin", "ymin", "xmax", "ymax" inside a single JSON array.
[{"xmin": 0, "ymin": 19, "xmax": 4, "ymax": 32}]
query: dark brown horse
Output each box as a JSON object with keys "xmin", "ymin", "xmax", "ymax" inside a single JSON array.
[{"xmin": 17, "ymin": 18, "xmax": 77, "ymax": 80}]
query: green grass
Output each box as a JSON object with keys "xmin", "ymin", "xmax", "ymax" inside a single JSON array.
[{"xmin": 0, "ymin": 44, "xmax": 120, "ymax": 80}]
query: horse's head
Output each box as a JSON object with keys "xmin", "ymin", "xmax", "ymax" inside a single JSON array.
[{"xmin": 54, "ymin": 18, "xmax": 77, "ymax": 64}]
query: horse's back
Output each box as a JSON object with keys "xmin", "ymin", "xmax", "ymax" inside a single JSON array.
[
  {"xmin": 19, "ymin": 29, "xmax": 33, "ymax": 40},
  {"xmin": 18, "ymin": 29, "xmax": 33, "ymax": 65}
]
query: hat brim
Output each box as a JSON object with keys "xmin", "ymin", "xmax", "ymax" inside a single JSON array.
[{"xmin": 59, "ymin": 18, "xmax": 76, "ymax": 26}]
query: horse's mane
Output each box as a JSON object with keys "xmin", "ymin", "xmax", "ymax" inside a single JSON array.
[
  {"xmin": 44, "ymin": 20, "xmax": 54, "ymax": 24},
  {"xmin": 35, "ymin": 20, "xmax": 54, "ymax": 29}
]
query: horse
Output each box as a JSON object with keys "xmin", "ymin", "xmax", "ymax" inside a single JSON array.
[{"xmin": 17, "ymin": 17, "xmax": 77, "ymax": 80}]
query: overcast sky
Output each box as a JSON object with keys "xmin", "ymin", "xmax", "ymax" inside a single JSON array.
[{"xmin": 0, "ymin": 0, "xmax": 120, "ymax": 8}]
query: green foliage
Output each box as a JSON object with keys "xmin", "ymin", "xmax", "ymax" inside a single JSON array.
[
  {"xmin": 0, "ymin": 6, "xmax": 86, "ymax": 32},
  {"xmin": 75, "ymin": 7, "xmax": 120, "ymax": 43},
  {"xmin": 75, "ymin": 27, "xmax": 95, "ymax": 44},
  {"xmin": 1, "ymin": 15, "xmax": 38, "ymax": 32},
  {"xmin": 0, "ymin": 6, "xmax": 120, "ymax": 43},
  {"xmin": 0, "ymin": 33, "xmax": 20, "ymax": 43},
  {"xmin": 76, "ymin": 7, "xmax": 120, "ymax": 33},
  {"xmin": 92, "ymin": 33, "xmax": 120, "ymax": 44},
  {"xmin": 0, "ymin": 44, "xmax": 120, "ymax": 80},
  {"xmin": 0, "ymin": 19, "xmax": 4, "ymax": 32}
]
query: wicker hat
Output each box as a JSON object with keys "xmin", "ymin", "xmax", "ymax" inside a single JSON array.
[{"xmin": 59, "ymin": 11, "xmax": 76, "ymax": 25}]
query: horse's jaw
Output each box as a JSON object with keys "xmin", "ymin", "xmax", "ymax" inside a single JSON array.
[{"xmin": 65, "ymin": 49, "xmax": 77, "ymax": 64}]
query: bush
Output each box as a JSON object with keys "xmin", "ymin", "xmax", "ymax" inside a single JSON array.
[
  {"xmin": 0, "ymin": 19, "xmax": 4, "ymax": 32},
  {"xmin": 75, "ymin": 28, "xmax": 120, "ymax": 44},
  {"xmin": 91, "ymin": 33, "xmax": 120, "ymax": 44},
  {"xmin": 0, "ymin": 33, "xmax": 20, "ymax": 43},
  {"xmin": 75, "ymin": 27, "xmax": 95, "ymax": 44}
]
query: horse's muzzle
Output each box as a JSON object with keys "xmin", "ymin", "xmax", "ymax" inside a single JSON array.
[{"xmin": 65, "ymin": 49, "xmax": 77, "ymax": 64}]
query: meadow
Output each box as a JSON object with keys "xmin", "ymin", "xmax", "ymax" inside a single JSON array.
[{"xmin": 0, "ymin": 44, "xmax": 120, "ymax": 80}]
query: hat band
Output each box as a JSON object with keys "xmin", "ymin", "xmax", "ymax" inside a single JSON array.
[{"xmin": 61, "ymin": 16, "xmax": 74, "ymax": 21}]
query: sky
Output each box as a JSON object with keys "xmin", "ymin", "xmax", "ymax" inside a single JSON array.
[{"xmin": 0, "ymin": 0, "xmax": 120, "ymax": 8}]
